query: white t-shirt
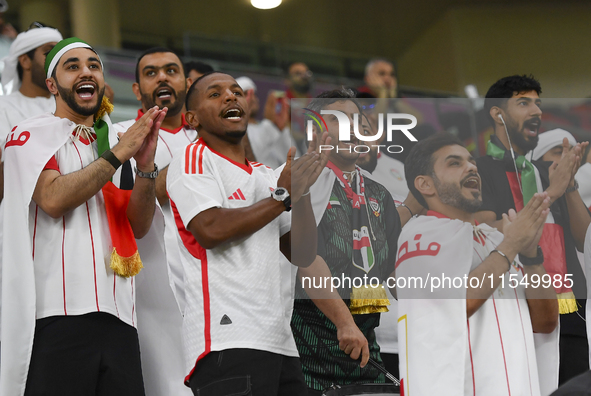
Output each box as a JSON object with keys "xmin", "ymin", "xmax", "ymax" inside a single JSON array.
[
  {"xmin": 397, "ymin": 215, "xmax": 540, "ymax": 396},
  {"xmin": 31, "ymin": 131, "xmax": 135, "ymax": 327},
  {"xmin": 167, "ymin": 138, "xmax": 298, "ymax": 381},
  {"xmin": 370, "ymin": 153, "xmax": 408, "ymax": 199},
  {"xmin": 114, "ymin": 112, "xmax": 197, "ymax": 312},
  {"xmin": 0, "ymin": 91, "xmax": 55, "ymax": 160}
]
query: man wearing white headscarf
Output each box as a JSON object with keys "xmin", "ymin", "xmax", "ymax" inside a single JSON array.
[
  {"xmin": 0, "ymin": 25, "xmax": 62, "ymax": 200},
  {"xmin": 531, "ymin": 128, "xmax": 591, "ymax": 209}
]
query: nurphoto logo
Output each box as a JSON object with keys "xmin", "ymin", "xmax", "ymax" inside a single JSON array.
[{"xmin": 303, "ymin": 108, "xmax": 418, "ymax": 154}]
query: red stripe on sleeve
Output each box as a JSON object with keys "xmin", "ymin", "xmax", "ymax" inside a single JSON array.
[
  {"xmin": 185, "ymin": 144, "xmax": 192, "ymax": 174},
  {"xmin": 191, "ymin": 145, "xmax": 197, "ymax": 175},
  {"xmin": 198, "ymin": 145, "xmax": 205, "ymax": 174}
]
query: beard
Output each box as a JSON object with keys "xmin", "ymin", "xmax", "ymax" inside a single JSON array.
[
  {"xmin": 141, "ymin": 83, "xmax": 185, "ymax": 117},
  {"xmin": 506, "ymin": 117, "xmax": 540, "ymax": 153},
  {"xmin": 226, "ymin": 130, "xmax": 247, "ymax": 139},
  {"xmin": 433, "ymin": 174, "xmax": 482, "ymax": 213},
  {"xmin": 56, "ymin": 79, "xmax": 105, "ymax": 117},
  {"xmin": 357, "ymin": 150, "xmax": 378, "ymax": 174}
]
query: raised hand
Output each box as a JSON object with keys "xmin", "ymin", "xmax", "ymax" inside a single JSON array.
[
  {"xmin": 112, "ymin": 106, "xmax": 165, "ymax": 164},
  {"xmin": 501, "ymin": 192, "xmax": 550, "ymax": 257},
  {"xmin": 548, "ymin": 138, "xmax": 580, "ymax": 199},
  {"xmin": 134, "ymin": 107, "xmax": 167, "ymax": 171},
  {"xmin": 279, "ymin": 132, "xmax": 332, "ymax": 203}
]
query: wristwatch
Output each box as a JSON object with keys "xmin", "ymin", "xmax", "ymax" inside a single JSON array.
[
  {"xmin": 565, "ymin": 180, "xmax": 579, "ymax": 194},
  {"xmin": 271, "ymin": 187, "xmax": 291, "ymax": 212},
  {"xmin": 518, "ymin": 245, "xmax": 544, "ymax": 266},
  {"xmin": 134, "ymin": 164, "xmax": 159, "ymax": 179}
]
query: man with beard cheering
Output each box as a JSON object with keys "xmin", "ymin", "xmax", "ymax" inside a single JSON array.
[
  {"xmin": 115, "ymin": 47, "xmax": 197, "ymax": 207},
  {"xmin": 397, "ymin": 133, "xmax": 558, "ymax": 396},
  {"xmin": 474, "ymin": 75, "xmax": 591, "ymax": 391},
  {"xmin": 114, "ymin": 47, "xmax": 196, "ymax": 395},
  {"xmin": 167, "ymin": 71, "xmax": 329, "ymax": 395},
  {"xmin": 1, "ymin": 37, "xmax": 166, "ymax": 395}
]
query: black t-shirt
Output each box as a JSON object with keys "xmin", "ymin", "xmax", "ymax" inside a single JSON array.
[
  {"xmin": 291, "ymin": 176, "xmax": 401, "ymax": 391},
  {"xmin": 477, "ymin": 149, "xmax": 587, "ymax": 337}
]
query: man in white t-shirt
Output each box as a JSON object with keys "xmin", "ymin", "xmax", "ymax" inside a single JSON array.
[
  {"xmin": 114, "ymin": 47, "xmax": 196, "ymax": 396},
  {"xmin": 167, "ymin": 71, "xmax": 329, "ymax": 395},
  {"xmin": 1, "ymin": 37, "xmax": 166, "ymax": 396},
  {"xmin": 397, "ymin": 133, "xmax": 558, "ymax": 396}
]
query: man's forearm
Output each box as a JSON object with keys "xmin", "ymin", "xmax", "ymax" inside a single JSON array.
[
  {"xmin": 155, "ymin": 166, "xmax": 169, "ymax": 206},
  {"xmin": 524, "ymin": 264, "xmax": 559, "ymax": 333},
  {"xmin": 33, "ymin": 157, "xmax": 117, "ymax": 218},
  {"xmin": 127, "ymin": 175, "xmax": 156, "ymax": 239},
  {"xmin": 289, "ymin": 195, "xmax": 317, "ymax": 267},
  {"xmin": 299, "ymin": 256, "xmax": 355, "ymax": 327},
  {"xmin": 188, "ymin": 197, "xmax": 286, "ymax": 249},
  {"xmin": 466, "ymin": 241, "xmax": 517, "ymax": 317}
]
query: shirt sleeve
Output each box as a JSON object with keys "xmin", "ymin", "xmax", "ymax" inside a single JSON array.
[
  {"xmin": 167, "ymin": 148, "xmax": 224, "ymax": 228},
  {"xmin": 43, "ymin": 155, "xmax": 60, "ymax": 173}
]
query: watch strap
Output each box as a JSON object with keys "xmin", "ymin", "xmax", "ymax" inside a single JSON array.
[
  {"xmin": 101, "ymin": 149, "xmax": 122, "ymax": 170},
  {"xmin": 565, "ymin": 180, "xmax": 579, "ymax": 194},
  {"xmin": 518, "ymin": 245, "xmax": 544, "ymax": 266},
  {"xmin": 134, "ymin": 164, "xmax": 159, "ymax": 179}
]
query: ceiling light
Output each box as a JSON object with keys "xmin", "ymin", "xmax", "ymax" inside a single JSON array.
[{"xmin": 251, "ymin": 0, "xmax": 282, "ymax": 10}]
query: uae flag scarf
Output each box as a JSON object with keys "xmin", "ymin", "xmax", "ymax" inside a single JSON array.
[
  {"xmin": 487, "ymin": 137, "xmax": 576, "ymax": 313},
  {"xmin": 326, "ymin": 161, "xmax": 390, "ymax": 315},
  {"xmin": 45, "ymin": 37, "xmax": 142, "ymax": 277}
]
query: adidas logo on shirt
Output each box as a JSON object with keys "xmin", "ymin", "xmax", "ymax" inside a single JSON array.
[{"xmin": 228, "ymin": 188, "xmax": 246, "ymax": 201}]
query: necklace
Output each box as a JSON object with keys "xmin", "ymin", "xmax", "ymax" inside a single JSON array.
[{"xmin": 342, "ymin": 169, "xmax": 356, "ymax": 182}]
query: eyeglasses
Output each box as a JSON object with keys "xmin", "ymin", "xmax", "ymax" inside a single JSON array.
[{"xmin": 27, "ymin": 21, "xmax": 55, "ymax": 31}]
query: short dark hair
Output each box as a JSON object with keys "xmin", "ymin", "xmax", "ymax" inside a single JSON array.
[
  {"xmin": 185, "ymin": 71, "xmax": 230, "ymax": 111},
  {"xmin": 483, "ymin": 74, "xmax": 542, "ymax": 126},
  {"xmin": 185, "ymin": 61, "xmax": 214, "ymax": 76},
  {"xmin": 307, "ymin": 88, "xmax": 362, "ymax": 116},
  {"xmin": 16, "ymin": 48, "xmax": 37, "ymax": 81},
  {"xmin": 404, "ymin": 133, "xmax": 464, "ymax": 209},
  {"xmin": 135, "ymin": 47, "xmax": 184, "ymax": 83}
]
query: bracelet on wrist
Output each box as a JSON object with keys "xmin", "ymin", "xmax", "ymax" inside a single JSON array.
[
  {"xmin": 491, "ymin": 249, "xmax": 512, "ymax": 271},
  {"xmin": 399, "ymin": 203, "xmax": 414, "ymax": 217}
]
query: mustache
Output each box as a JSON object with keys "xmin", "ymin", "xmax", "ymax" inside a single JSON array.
[
  {"xmin": 523, "ymin": 117, "xmax": 541, "ymax": 129},
  {"xmin": 152, "ymin": 83, "xmax": 177, "ymax": 100},
  {"xmin": 460, "ymin": 172, "xmax": 480, "ymax": 184}
]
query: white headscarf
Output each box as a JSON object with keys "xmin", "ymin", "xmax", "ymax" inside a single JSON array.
[
  {"xmin": 0, "ymin": 27, "xmax": 63, "ymax": 94},
  {"xmin": 532, "ymin": 128, "xmax": 578, "ymax": 161}
]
